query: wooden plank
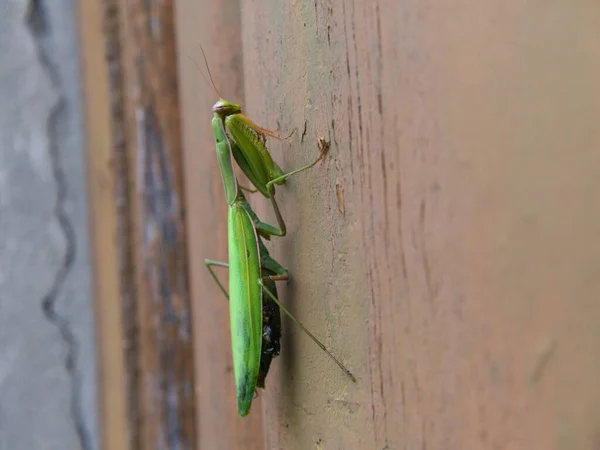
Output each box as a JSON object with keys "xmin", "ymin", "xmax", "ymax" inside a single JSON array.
[
  {"xmin": 78, "ymin": 0, "xmax": 130, "ymax": 449},
  {"xmin": 174, "ymin": 0, "xmax": 266, "ymax": 449},
  {"xmin": 239, "ymin": 4, "xmax": 369, "ymax": 448},
  {"xmin": 80, "ymin": 0, "xmax": 197, "ymax": 448},
  {"xmin": 175, "ymin": 0, "xmax": 600, "ymax": 447},
  {"xmin": 241, "ymin": 1, "xmax": 600, "ymax": 449},
  {"xmin": 116, "ymin": 0, "xmax": 197, "ymax": 448}
]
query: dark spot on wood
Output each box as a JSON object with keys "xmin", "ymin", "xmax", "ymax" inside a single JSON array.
[{"xmin": 301, "ymin": 120, "xmax": 308, "ymax": 143}]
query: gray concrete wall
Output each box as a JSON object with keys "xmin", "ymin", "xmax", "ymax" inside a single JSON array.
[{"xmin": 0, "ymin": 1, "xmax": 98, "ymax": 449}]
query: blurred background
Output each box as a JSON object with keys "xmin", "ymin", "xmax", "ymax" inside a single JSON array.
[
  {"xmin": 2, "ymin": 0, "xmax": 600, "ymax": 449},
  {"xmin": 1, "ymin": 1, "xmax": 97, "ymax": 449}
]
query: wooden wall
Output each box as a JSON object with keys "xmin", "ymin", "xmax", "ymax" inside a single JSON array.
[
  {"xmin": 82, "ymin": 0, "xmax": 600, "ymax": 448},
  {"xmin": 80, "ymin": 0, "xmax": 195, "ymax": 448}
]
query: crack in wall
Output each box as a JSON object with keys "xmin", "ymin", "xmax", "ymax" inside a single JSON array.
[{"xmin": 25, "ymin": 1, "xmax": 93, "ymax": 449}]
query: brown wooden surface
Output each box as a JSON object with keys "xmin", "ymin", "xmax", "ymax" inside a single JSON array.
[
  {"xmin": 119, "ymin": 0, "xmax": 197, "ymax": 448},
  {"xmin": 185, "ymin": 0, "xmax": 600, "ymax": 449},
  {"xmin": 80, "ymin": 0, "xmax": 196, "ymax": 449},
  {"xmin": 174, "ymin": 0, "xmax": 267, "ymax": 449}
]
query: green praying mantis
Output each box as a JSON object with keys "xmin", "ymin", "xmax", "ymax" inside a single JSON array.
[
  {"xmin": 201, "ymin": 51, "xmax": 355, "ymax": 417},
  {"xmin": 198, "ymin": 48, "xmax": 328, "ymax": 237},
  {"xmin": 211, "ymin": 98, "xmax": 328, "ymax": 236}
]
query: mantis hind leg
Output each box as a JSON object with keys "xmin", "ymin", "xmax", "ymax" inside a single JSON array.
[
  {"xmin": 205, "ymin": 259, "xmax": 229, "ymax": 300},
  {"xmin": 260, "ymin": 251, "xmax": 288, "ymax": 280},
  {"xmin": 262, "ymin": 274, "xmax": 288, "ymax": 283},
  {"xmin": 257, "ymin": 278, "xmax": 356, "ymax": 383}
]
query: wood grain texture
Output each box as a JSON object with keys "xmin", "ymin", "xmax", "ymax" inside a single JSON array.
[
  {"xmin": 117, "ymin": 0, "xmax": 197, "ymax": 448},
  {"xmin": 79, "ymin": 0, "xmax": 130, "ymax": 448},
  {"xmin": 178, "ymin": 0, "xmax": 600, "ymax": 448},
  {"xmin": 81, "ymin": 0, "xmax": 196, "ymax": 448},
  {"xmin": 174, "ymin": 0, "xmax": 266, "ymax": 449}
]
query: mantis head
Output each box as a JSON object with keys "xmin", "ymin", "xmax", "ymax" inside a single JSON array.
[{"xmin": 213, "ymin": 99, "xmax": 242, "ymax": 118}]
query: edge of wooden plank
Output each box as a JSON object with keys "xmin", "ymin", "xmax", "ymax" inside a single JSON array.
[{"xmin": 77, "ymin": 1, "xmax": 130, "ymax": 449}]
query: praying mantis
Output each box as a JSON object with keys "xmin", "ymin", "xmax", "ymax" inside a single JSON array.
[
  {"xmin": 200, "ymin": 47, "xmax": 328, "ymax": 236},
  {"xmin": 201, "ymin": 51, "xmax": 355, "ymax": 417}
]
